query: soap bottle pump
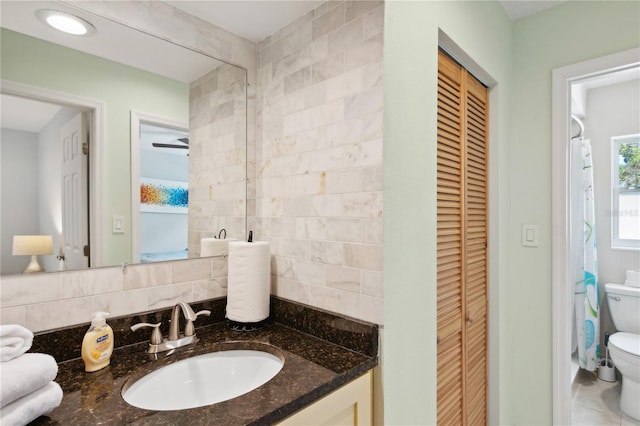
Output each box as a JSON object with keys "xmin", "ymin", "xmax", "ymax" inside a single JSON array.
[{"xmin": 81, "ymin": 311, "xmax": 114, "ymax": 372}]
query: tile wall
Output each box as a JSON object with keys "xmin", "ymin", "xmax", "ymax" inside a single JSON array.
[
  {"xmin": 255, "ymin": 1, "xmax": 384, "ymax": 324},
  {"xmin": 189, "ymin": 63, "xmax": 248, "ymax": 251},
  {"xmin": 0, "ymin": 257, "xmax": 228, "ymax": 332}
]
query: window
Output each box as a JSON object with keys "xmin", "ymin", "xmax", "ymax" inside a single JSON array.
[{"xmin": 611, "ymin": 134, "xmax": 640, "ymax": 250}]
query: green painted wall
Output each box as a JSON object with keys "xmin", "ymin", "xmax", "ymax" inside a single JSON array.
[
  {"xmin": 1, "ymin": 28, "xmax": 189, "ymax": 266},
  {"xmin": 383, "ymin": 1, "xmax": 512, "ymax": 424},
  {"xmin": 384, "ymin": 0, "xmax": 639, "ymax": 424},
  {"xmin": 507, "ymin": 2, "xmax": 640, "ymax": 424}
]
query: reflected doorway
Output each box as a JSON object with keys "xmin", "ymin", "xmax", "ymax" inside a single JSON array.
[
  {"xmin": 130, "ymin": 111, "xmax": 189, "ymax": 263},
  {"xmin": 0, "ymin": 87, "xmax": 98, "ymax": 275}
]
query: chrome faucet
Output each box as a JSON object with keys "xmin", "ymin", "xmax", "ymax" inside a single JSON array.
[
  {"xmin": 169, "ymin": 301, "xmax": 197, "ymax": 341},
  {"xmin": 131, "ymin": 301, "xmax": 211, "ymax": 354}
]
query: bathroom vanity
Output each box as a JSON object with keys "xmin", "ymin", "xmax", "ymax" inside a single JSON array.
[{"xmin": 28, "ymin": 297, "xmax": 378, "ymax": 425}]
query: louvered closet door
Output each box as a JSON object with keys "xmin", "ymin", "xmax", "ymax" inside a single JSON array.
[
  {"xmin": 436, "ymin": 51, "xmax": 464, "ymax": 426},
  {"xmin": 437, "ymin": 50, "xmax": 488, "ymax": 426}
]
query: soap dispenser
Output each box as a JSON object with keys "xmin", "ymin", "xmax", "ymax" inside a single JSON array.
[{"xmin": 81, "ymin": 312, "xmax": 114, "ymax": 372}]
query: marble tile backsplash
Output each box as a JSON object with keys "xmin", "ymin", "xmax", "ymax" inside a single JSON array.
[
  {"xmin": 0, "ymin": 257, "xmax": 228, "ymax": 333},
  {"xmin": 256, "ymin": 0, "xmax": 384, "ymax": 324},
  {"xmin": 189, "ymin": 63, "xmax": 248, "ymax": 250}
]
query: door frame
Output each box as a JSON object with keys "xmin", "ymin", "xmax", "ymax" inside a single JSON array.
[
  {"xmin": 130, "ymin": 110, "xmax": 189, "ymax": 263},
  {"xmin": 1, "ymin": 79, "xmax": 105, "ymax": 267},
  {"xmin": 551, "ymin": 47, "xmax": 640, "ymax": 425}
]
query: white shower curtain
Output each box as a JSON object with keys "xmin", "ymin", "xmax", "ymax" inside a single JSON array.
[{"xmin": 571, "ymin": 139, "xmax": 600, "ymax": 371}]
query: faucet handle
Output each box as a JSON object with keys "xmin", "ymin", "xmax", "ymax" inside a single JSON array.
[
  {"xmin": 184, "ymin": 310, "xmax": 211, "ymax": 337},
  {"xmin": 131, "ymin": 322, "xmax": 163, "ymax": 345}
]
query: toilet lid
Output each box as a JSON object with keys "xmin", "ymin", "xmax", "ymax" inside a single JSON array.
[{"xmin": 609, "ymin": 332, "xmax": 640, "ymax": 356}]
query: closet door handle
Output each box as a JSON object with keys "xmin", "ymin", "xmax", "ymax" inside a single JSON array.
[{"xmin": 466, "ymin": 310, "xmax": 473, "ymax": 324}]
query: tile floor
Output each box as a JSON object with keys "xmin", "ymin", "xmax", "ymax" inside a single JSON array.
[{"xmin": 572, "ymin": 369, "xmax": 640, "ymax": 426}]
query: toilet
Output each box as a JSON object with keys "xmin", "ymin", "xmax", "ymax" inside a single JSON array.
[{"xmin": 605, "ymin": 283, "xmax": 640, "ymax": 420}]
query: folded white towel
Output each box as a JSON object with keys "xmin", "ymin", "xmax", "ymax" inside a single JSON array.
[
  {"xmin": 0, "ymin": 325, "xmax": 33, "ymax": 363},
  {"xmin": 0, "ymin": 381, "xmax": 62, "ymax": 426},
  {"xmin": 0, "ymin": 353, "xmax": 58, "ymax": 408}
]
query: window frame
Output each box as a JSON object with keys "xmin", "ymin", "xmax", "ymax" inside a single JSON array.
[{"xmin": 611, "ymin": 133, "xmax": 640, "ymax": 250}]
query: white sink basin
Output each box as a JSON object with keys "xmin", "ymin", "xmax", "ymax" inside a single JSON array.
[{"xmin": 122, "ymin": 350, "xmax": 284, "ymax": 411}]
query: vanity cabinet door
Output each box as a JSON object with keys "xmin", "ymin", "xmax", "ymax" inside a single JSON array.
[{"xmin": 277, "ymin": 371, "xmax": 372, "ymax": 426}]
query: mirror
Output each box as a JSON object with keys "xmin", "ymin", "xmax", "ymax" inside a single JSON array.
[{"xmin": 0, "ymin": 1, "xmax": 247, "ymax": 276}]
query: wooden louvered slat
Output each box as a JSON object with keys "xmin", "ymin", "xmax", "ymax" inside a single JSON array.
[{"xmin": 438, "ymin": 49, "xmax": 488, "ymax": 426}]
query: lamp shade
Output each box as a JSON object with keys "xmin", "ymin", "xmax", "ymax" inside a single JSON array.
[{"xmin": 12, "ymin": 235, "xmax": 54, "ymax": 256}]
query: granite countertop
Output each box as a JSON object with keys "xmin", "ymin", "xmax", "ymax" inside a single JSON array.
[{"xmin": 30, "ymin": 298, "xmax": 378, "ymax": 425}]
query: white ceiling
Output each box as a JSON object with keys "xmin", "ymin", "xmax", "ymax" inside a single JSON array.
[
  {"xmin": 1, "ymin": 94, "xmax": 62, "ymax": 133},
  {"xmin": 166, "ymin": 1, "xmax": 324, "ymax": 43},
  {"xmin": 166, "ymin": 1, "xmax": 568, "ymax": 42}
]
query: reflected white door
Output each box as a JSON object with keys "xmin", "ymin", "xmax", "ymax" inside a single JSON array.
[{"xmin": 61, "ymin": 112, "xmax": 89, "ymax": 269}]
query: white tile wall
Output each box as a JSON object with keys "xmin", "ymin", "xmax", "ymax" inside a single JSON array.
[
  {"xmin": 189, "ymin": 64, "xmax": 247, "ymax": 252},
  {"xmin": 256, "ymin": 0, "xmax": 384, "ymax": 324},
  {"xmin": 0, "ymin": 257, "xmax": 228, "ymax": 332}
]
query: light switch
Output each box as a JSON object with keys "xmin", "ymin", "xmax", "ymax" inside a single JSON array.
[
  {"xmin": 526, "ymin": 228, "xmax": 535, "ymax": 241},
  {"xmin": 112, "ymin": 215, "xmax": 124, "ymax": 234},
  {"xmin": 522, "ymin": 224, "xmax": 539, "ymax": 247}
]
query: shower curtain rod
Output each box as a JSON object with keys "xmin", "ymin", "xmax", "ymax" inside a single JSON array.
[{"xmin": 571, "ymin": 114, "xmax": 584, "ymax": 140}]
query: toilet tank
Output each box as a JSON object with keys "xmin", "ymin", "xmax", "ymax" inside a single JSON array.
[{"xmin": 605, "ymin": 283, "xmax": 640, "ymax": 334}]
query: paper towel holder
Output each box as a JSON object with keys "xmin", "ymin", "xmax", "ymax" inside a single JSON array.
[{"xmin": 228, "ymin": 318, "xmax": 271, "ymax": 332}]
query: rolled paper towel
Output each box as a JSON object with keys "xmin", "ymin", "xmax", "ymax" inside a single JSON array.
[
  {"xmin": 226, "ymin": 241, "xmax": 271, "ymax": 323},
  {"xmin": 625, "ymin": 270, "xmax": 640, "ymax": 288},
  {"xmin": 201, "ymin": 238, "xmax": 236, "ymax": 257}
]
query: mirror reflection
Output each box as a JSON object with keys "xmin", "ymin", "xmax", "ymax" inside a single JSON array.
[{"xmin": 0, "ymin": 1, "xmax": 247, "ymax": 276}]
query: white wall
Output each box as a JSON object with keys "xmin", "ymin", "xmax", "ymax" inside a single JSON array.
[
  {"xmin": 141, "ymin": 151, "xmax": 189, "ymax": 182},
  {"xmin": 1, "ymin": 129, "xmax": 40, "ymax": 274},
  {"xmin": 583, "ymin": 78, "xmax": 640, "ymax": 345},
  {"xmin": 586, "ymin": 79, "xmax": 640, "ymax": 284}
]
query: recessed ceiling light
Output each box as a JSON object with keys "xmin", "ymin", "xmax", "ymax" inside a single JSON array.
[{"xmin": 36, "ymin": 10, "xmax": 96, "ymax": 36}]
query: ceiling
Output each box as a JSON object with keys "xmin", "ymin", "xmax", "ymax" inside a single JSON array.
[
  {"xmin": 1, "ymin": 94, "xmax": 62, "ymax": 133},
  {"xmin": 166, "ymin": 1, "xmax": 568, "ymax": 43},
  {"xmin": 166, "ymin": 1, "xmax": 325, "ymax": 43}
]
